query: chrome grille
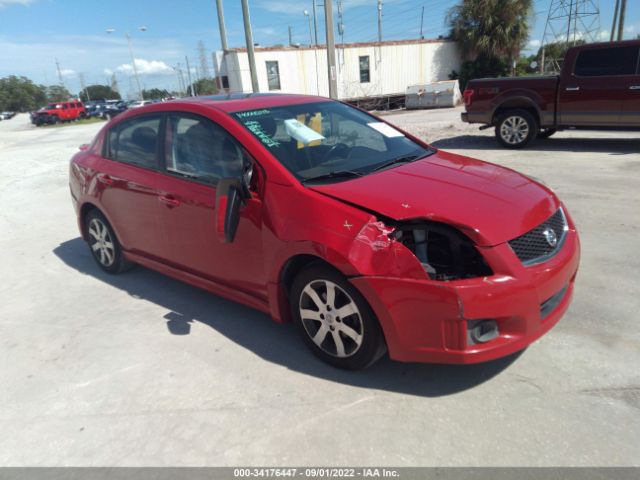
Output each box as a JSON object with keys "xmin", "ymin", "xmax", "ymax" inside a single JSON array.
[{"xmin": 509, "ymin": 208, "xmax": 568, "ymax": 265}]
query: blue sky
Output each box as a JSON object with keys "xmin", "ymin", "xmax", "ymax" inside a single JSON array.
[{"xmin": 0, "ymin": 0, "xmax": 638, "ymax": 98}]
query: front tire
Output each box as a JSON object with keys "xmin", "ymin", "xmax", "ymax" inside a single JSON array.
[
  {"xmin": 495, "ymin": 109, "xmax": 537, "ymax": 149},
  {"xmin": 290, "ymin": 265, "xmax": 386, "ymax": 370},
  {"xmin": 85, "ymin": 210, "xmax": 132, "ymax": 274}
]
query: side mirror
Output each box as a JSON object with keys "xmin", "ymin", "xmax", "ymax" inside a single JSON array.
[{"xmin": 215, "ymin": 178, "xmax": 244, "ymax": 243}]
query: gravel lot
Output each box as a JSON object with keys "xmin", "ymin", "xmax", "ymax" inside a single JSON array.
[{"xmin": 1, "ymin": 108, "xmax": 639, "ymax": 466}]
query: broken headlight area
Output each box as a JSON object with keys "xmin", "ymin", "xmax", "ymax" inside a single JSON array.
[{"xmin": 391, "ymin": 222, "xmax": 493, "ymax": 281}]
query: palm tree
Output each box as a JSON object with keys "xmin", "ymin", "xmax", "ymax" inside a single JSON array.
[{"xmin": 448, "ymin": 0, "xmax": 533, "ymax": 68}]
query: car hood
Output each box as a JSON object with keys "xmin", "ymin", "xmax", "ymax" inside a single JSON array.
[{"xmin": 309, "ymin": 150, "xmax": 559, "ymax": 247}]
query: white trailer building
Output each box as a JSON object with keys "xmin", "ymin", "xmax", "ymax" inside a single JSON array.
[{"xmin": 215, "ymin": 39, "xmax": 461, "ymax": 105}]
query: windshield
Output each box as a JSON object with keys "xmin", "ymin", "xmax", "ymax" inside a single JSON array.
[
  {"xmin": 232, "ymin": 101, "xmax": 433, "ymax": 183},
  {"xmin": 45, "ymin": 104, "xmax": 61, "ymax": 110}
]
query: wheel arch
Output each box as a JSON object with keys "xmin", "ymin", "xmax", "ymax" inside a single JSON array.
[{"xmin": 492, "ymin": 97, "xmax": 541, "ymax": 127}]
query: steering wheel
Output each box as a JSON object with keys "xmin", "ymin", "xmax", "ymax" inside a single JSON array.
[{"xmin": 319, "ymin": 143, "xmax": 350, "ymax": 164}]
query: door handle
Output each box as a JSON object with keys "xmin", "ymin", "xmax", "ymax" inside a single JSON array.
[
  {"xmin": 630, "ymin": 85, "xmax": 640, "ymax": 90},
  {"xmin": 565, "ymin": 86, "xmax": 580, "ymax": 91},
  {"xmin": 97, "ymin": 174, "xmax": 114, "ymax": 186},
  {"xmin": 158, "ymin": 195, "xmax": 181, "ymax": 208}
]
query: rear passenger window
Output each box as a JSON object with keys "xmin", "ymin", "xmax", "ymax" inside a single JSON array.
[
  {"xmin": 107, "ymin": 115, "xmax": 161, "ymax": 169},
  {"xmin": 574, "ymin": 46, "xmax": 639, "ymax": 76}
]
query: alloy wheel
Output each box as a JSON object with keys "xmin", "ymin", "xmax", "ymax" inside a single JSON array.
[
  {"xmin": 88, "ymin": 218, "xmax": 115, "ymax": 267},
  {"xmin": 298, "ymin": 280, "xmax": 364, "ymax": 358},
  {"xmin": 500, "ymin": 115, "xmax": 530, "ymax": 145}
]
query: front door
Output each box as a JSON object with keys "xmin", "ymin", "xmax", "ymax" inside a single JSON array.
[
  {"xmin": 558, "ymin": 44, "xmax": 639, "ymax": 127},
  {"xmin": 156, "ymin": 112, "xmax": 267, "ymax": 297}
]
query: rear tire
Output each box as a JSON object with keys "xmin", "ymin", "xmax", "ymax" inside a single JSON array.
[
  {"xmin": 290, "ymin": 264, "xmax": 386, "ymax": 370},
  {"xmin": 85, "ymin": 210, "xmax": 133, "ymax": 274},
  {"xmin": 495, "ymin": 109, "xmax": 537, "ymax": 149}
]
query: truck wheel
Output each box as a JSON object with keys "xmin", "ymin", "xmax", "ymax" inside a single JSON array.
[
  {"xmin": 495, "ymin": 109, "xmax": 537, "ymax": 149},
  {"xmin": 290, "ymin": 264, "xmax": 386, "ymax": 370},
  {"xmin": 538, "ymin": 128, "xmax": 556, "ymax": 139}
]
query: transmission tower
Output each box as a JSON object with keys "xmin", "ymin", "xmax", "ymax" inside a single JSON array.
[
  {"xmin": 197, "ymin": 40, "xmax": 210, "ymax": 79},
  {"xmin": 540, "ymin": 0, "xmax": 600, "ymax": 73}
]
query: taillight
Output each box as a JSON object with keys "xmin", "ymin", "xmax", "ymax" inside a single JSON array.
[{"xmin": 463, "ymin": 88, "xmax": 474, "ymax": 107}]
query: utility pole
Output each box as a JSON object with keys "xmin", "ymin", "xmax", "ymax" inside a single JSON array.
[
  {"xmin": 611, "ymin": 0, "xmax": 620, "ymax": 41},
  {"xmin": 125, "ymin": 33, "xmax": 144, "ymax": 100},
  {"xmin": 312, "ymin": 0, "xmax": 318, "ymax": 46},
  {"xmin": 79, "ymin": 73, "xmax": 89, "ymax": 101},
  {"xmin": 324, "ymin": 0, "xmax": 338, "ymax": 99},
  {"xmin": 617, "ymin": 0, "xmax": 627, "ymax": 41},
  {"xmin": 420, "ymin": 5, "xmax": 425, "ymax": 39},
  {"xmin": 185, "ymin": 55, "xmax": 195, "ymax": 96},
  {"xmin": 289, "ymin": 26, "xmax": 293, "ymax": 46},
  {"xmin": 241, "ymin": 0, "xmax": 259, "ymax": 93},
  {"xmin": 377, "ymin": 0, "xmax": 382, "ymax": 43},
  {"xmin": 215, "ymin": 0, "xmax": 228, "ymax": 51},
  {"xmin": 55, "ymin": 58, "xmax": 65, "ymax": 88}
]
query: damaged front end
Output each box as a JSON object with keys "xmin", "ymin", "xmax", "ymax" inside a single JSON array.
[
  {"xmin": 391, "ymin": 221, "xmax": 493, "ymax": 281},
  {"xmin": 347, "ymin": 216, "xmax": 493, "ymax": 282}
]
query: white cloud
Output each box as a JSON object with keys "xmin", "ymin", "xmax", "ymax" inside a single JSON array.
[
  {"xmin": 104, "ymin": 68, "xmax": 113, "ymax": 76},
  {"xmin": 528, "ymin": 39, "xmax": 541, "ymax": 48},
  {"xmin": 115, "ymin": 58, "xmax": 173, "ymax": 75},
  {"xmin": 60, "ymin": 68, "xmax": 75, "ymax": 77},
  {"xmin": 0, "ymin": 0, "xmax": 33, "ymax": 8}
]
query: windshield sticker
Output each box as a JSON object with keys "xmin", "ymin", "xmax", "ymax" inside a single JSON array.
[
  {"xmin": 236, "ymin": 109, "xmax": 271, "ymax": 118},
  {"xmin": 244, "ymin": 120, "xmax": 280, "ymax": 148},
  {"xmin": 284, "ymin": 118, "xmax": 325, "ymax": 145},
  {"xmin": 367, "ymin": 122, "xmax": 404, "ymax": 138}
]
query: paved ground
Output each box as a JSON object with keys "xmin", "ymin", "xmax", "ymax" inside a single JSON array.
[{"xmin": 0, "ymin": 108, "xmax": 639, "ymax": 466}]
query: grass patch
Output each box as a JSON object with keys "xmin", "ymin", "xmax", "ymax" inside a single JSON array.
[{"xmin": 40, "ymin": 117, "xmax": 107, "ymax": 128}]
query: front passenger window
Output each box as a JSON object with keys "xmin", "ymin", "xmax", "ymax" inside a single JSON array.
[{"xmin": 165, "ymin": 114, "xmax": 244, "ymax": 184}]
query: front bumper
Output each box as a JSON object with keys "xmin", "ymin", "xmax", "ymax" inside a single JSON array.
[{"xmin": 350, "ymin": 228, "xmax": 580, "ymax": 364}]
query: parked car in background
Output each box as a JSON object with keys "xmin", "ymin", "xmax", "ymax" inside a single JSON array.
[
  {"xmin": 69, "ymin": 94, "xmax": 580, "ymax": 369},
  {"xmin": 461, "ymin": 39, "xmax": 640, "ymax": 148},
  {"xmin": 128, "ymin": 100, "xmax": 154, "ymax": 109},
  {"xmin": 32, "ymin": 100, "xmax": 86, "ymax": 126},
  {"xmin": 101, "ymin": 100, "xmax": 128, "ymax": 119},
  {"xmin": 0, "ymin": 111, "xmax": 16, "ymax": 120}
]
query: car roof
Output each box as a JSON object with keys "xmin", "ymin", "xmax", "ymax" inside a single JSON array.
[{"xmin": 164, "ymin": 92, "xmax": 333, "ymax": 113}]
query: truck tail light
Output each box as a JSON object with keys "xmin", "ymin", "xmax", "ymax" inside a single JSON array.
[{"xmin": 463, "ymin": 88, "xmax": 474, "ymax": 107}]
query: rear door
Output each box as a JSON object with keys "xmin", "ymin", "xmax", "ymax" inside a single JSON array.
[
  {"xmin": 156, "ymin": 112, "xmax": 266, "ymax": 296},
  {"xmin": 558, "ymin": 44, "xmax": 639, "ymax": 126},
  {"xmin": 97, "ymin": 113, "xmax": 166, "ymax": 259},
  {"xmin": 621, "ymin": 48, "xmax": 640, "ymax": 127}
]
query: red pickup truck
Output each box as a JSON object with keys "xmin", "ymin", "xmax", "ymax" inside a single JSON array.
[{"xmin": 461, "ymin": 39, "xmax": 640, "ymax": 148}]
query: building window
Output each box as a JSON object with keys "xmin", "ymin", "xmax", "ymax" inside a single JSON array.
[
  {"xmin": 266, "ymin": 61, "xmax": 281, "ymax": 91},
  {"xmin": 359, "ymin": 56, "xmax": 370, "ymax": 83}
]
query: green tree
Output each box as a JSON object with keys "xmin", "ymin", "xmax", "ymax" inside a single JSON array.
[
  {"xmin": 0, "ymin": 76, "xmax": 47, "ymax": 112},
  {"xmin": 45, "ymin": 85, "xmax": 72, "ymax": 103},
  {"xmin": 142, "ymin": 88, "xmax": 170, "ymax": 100},
  {"xmin": 79, "ymin": 84, "xmax": 121, "ymax": 102},
  {"xmin": 447, "ymin": 0, "xmax": 533, "ymax": 88},
  {"xmin": 187, "ymin": 78, "xmax": 218, "ymax": 96}
]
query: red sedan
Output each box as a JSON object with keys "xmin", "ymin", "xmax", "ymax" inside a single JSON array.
[{"xmin": 69, "ymin": 94, "xmax": 580, "ymax": 369}]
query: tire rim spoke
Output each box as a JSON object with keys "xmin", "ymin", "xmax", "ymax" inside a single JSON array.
[
  {"xmin": 332, "ymin": 330, "xmax": 346, "ymax": 357},
  {"xmin": 339, "ymin": 323, "xmax": 362, "ymax": 343}
]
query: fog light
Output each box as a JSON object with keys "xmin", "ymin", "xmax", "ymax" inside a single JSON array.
[{"xmin": 467, "ymin": 319, "xmax": 499, "ymax": 345}]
